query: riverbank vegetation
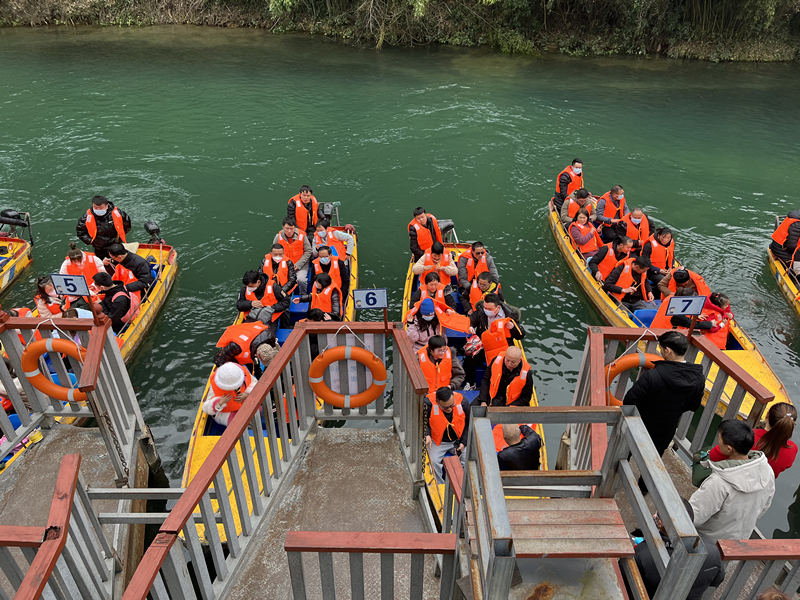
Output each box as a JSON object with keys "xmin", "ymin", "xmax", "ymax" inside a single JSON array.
[{"xmin": 2, "ymin": 0, "xmax": 799, "ymax": 60}]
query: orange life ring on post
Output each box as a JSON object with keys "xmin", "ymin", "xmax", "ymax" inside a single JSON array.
[
  {"xmin": 604, "ymin": 352, "xmax": 661, "ymax": 406},
  {"xmin": 308, "ymin": 346, "xmax": 387, "ymax": 409},
  {"xmin": 20, "ymin": 339, "xmax": 88, "ymax": 403}
]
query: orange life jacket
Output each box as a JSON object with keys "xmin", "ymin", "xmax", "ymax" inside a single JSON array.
[
  {"xmin": 488, "ymin": 352, "xmax": 530, "ymax": 405},
  {"xmin": 650, "ymin": 299, "xmax": 678, "ymax": 330},
  {"xmin": 566, "ymin": 198, "xmax": 590, "ymax": 219},
  {"xmin": 210, "ymin": 365, "xmax": 253, "ymax": 412},
  {"xmin": 596, "ymin": 243, "xmax": 629, "ymax": 280},
  {"xmin": 245, "ymin": 284, "xmax": 283, "ymax": 322},
  {"xmin": 461, "ymin": 250, "xmax": 488, "ymax": 282},
  {"xmin": 620, "ymin": 214, "xmax": 650, "ymax": 242},
  {"xmin": 428, "ymin": 392, "xmax": 466, "ymax": 446},
  {"xmin": 422, "ymin": 250, "xmax": 452, "ymax": 272},
  {"xmin": 650, "ymin": 299, "xmax": 728, "ymax": 349},
  {"xmin": 112, "ymin": 264, "xmax": 142, "ymax": 303},
  {"xmin": 772, "ymin": 218, "xmax": 799, "ymax": 245},
  {"xmin": 610, "ymin": 258, "xmax": 648, "ymax": 301},
  {"xmin": 569, "ymin": 222, "xmax": 602, "ymax": 254},
  {"xmin": 290, "ymin": 195, "xmax": 318, "ymax": 231},
  {"xmin": 599, "ymin": 191, "xmax": 626, "ymax": 220},
  {"xmin": 493, "ymin": 423, "xmax": 528, "ymax": 452},
  {"xmin": 312, "ymin": 258, "xmax": 343, "ymax": 291},
  {"xmin": 646, "ymin": 235, "xmax": 675, "ymax": 271},
  {"xmin": 468, "ymin": 280, "xmax": 500, "ymax": 311},
  {"xmin": 407, "ymin": 292, "xmax": 470, "ymax": 333},
  {"xmin": 13, "ymin": 307, "xmax": 42, "ymax": 345},
  {"xmin": 85, "ymin": 208, "xmax": 126, "ymax": 243},
  {"xmin": 314, "ymin": 228, "xmax": 347, "ymax": 258},
  {"xmin": 408, "ymin": 215, "xmax": 443, "ymax": 253},
  {"xmin": 667, "ymin": 270, "xmax": 711, "ymax": 297},
  {"xmin": 217, "ymin": 322, "xmax": 268, "ymax": 365},
  {"xmin": 481, "ymin": 318, "xmax": 514, "ymax": 363},
  {"xmin": 262, "ymin": 258, "xmax": 291, "ymax": 287},
  {"xmin": 36, "ymin": 294, "xmax": 69, "ymax": 316},
  {"xmin": 418, "ymin": 346, "xmax": 453, "ymax": 392},
  {"xmin": 65, "ymin": 251, "xmax": 101, "ymax": 281},
  {"xmin": 278, "ymin": 232, "xmax": 306, "ymax": 266},
  {"xmin": 698, "ymin": 302, "xmax": 730, "ymax": 350},
  {"xmin": 311, "ymin": 285, "xmax": 340, "ymax": 316},
  {"xmin": 555, "ymin": 166, "xmax": 584, "ymax": 197}
]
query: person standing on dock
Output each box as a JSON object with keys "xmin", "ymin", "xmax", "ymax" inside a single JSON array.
[
  {"xmin": 552, "ymin": 159, "xmax": 584, "ymax": 213},
  {"xmin": 622, "ymin": 331, "xmax": 704, "ymax": 458},
  {"xmin": 770, "ymin": 209, "xmax": 800, "ymax": 276},
  {"xmin": 595, "ymin": 186, "xmax": 630, "ymax": 243},
  {"xmin": 76, "ymin": 195, "xmax": 131, "ymax": 261},
  {"xmin": 690, "ymin": 419, "xmax": 775, "ymax": 543},
  {"xmin": 287, "ymin": 185, "xmax": 323, "ymax": 236},
  {"xmin": 425, "ymin": 387, "xmax": 471, "ymax": 483},
  {"xmin": 408, "ymin": 207, "xmax": 443, "ymax": 261}
]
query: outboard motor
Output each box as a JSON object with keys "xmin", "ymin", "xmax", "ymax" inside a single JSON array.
[
  {"xmin": 320, "ymin": 203, "xmax": 335, "ymax": 221},
  {"xmin": 438, "ymin": 219, "xmax": 456, "ymax": 239},
  {"xmin": 0, "ymin": 209, "xmax": 33, "ymax": 245},
  {"xmin": 144, "ymin": 221, "xmax": 163, "ymax": 244}
]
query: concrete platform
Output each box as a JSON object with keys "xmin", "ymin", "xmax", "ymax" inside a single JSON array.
[{"xmin": 223, "ymin": 426, "xmax": 439, "ymax": 600}]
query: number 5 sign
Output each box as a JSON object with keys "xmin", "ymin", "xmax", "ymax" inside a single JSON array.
[
  {"xmin": 50, "ymin": 273, "xmax": 91, "ymax": 297},
  {"xmin": 353, "ymin": 289, "xmax": 388, "ymax": 310},
  {"xmin": 665, "ymin": 295, "xmax": 706, "ymax": 317}
]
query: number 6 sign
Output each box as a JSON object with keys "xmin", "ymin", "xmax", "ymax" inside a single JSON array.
[{"xmin": 353, "ymin": 289, "xmax": 388, "ymax": 310}]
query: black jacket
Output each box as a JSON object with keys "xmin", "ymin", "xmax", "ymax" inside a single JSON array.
[
  {"xmin": 603, "ymin": 262, "xmax": 652, "ymax": 304},
  {"xmin": 469, "ymin": 303, "xmax": 525, "ymax": 340},
  {"xmin": 100, "ymin": 281, "xmax": 131, "ymax": 333},
  {"xmin": 76, "ymin": 202, "xmax": 132, "ymax": 250},
  {"xmin": 116, "ymin": 253, "xmax": 153, "ymax": 293},
  {"xmin": 409, "ymin": 288, "xmax": 457, "ymax": 312},
  {"xmin": 497, "ymin": 425, "xmax": 542, "ymax": 471},
  {"xmin": 615, "ymin": 216, "xmax": 655, "ymax": 249},
  {"xmin": 476, "ymin": 360, "xmax": 533, "ymax": 407},
  {"xmin": 770, "ymin": 209, "xmax": 800, "ymax": 262},
  {"xmin": 635, "ymin": 534, "xmax": 724, "ymax": 600},
  {"xmin": 409, "ymin": 218, "xmax": 440, "ymax": 261},
  {"xmin": 460, "ymin": 282, "xmax": 504, "ymax": 314},
  {"xmin": 589, "ymin": 245, "xmax": 627, "ymax": 278},
  {"xmin": 257, "ymin": 258, "xmax": 298, "ymax": 296},
  {"xmin": 623, "ymin": 361, "xmax": 704, "ymax": 454},
  {"xmin": 235, "ymin": 273, "xmax": 291, "ymax": 314},
  {"xmin": 312, "ymin": 259, "xmax": 350, "ymax": 299},
  {"xmin": 424, "ymin": 394, "xmax": 471, "ymax": 446},
  {"xmin": 297, "ymin": 288, "xmax": 342, "ymax": 321},
  {"xmin": 287, "ymin": 198, "xmax": 325, "ymax": 235}
]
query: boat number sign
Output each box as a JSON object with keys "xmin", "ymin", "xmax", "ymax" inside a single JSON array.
[
  {"xmin": 665, "ymin": 295, "xmax": 706, "ymax": 317},
  {"xmin": 50, "ymin": 273, "xmax": 91, "ymax": 297},
  {"xmin": 353, "ymin": 289, "xmax": 388, "ymax": 310}
]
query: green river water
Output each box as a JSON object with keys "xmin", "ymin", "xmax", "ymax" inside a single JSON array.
[{"xmin": 1, "ymin": 26, "xmax": 799, "ymax": 538}]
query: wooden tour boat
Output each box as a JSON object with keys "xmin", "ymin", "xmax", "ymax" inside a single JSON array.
[{"xmin": 767, "ymin": 215, "xmax": 800, "ymax": 319}]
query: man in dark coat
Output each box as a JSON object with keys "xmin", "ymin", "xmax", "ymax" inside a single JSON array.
[
  {"xmin": 236, "ymin": 269, "xmax": 291, "ymax": 334},
  {"xmin": 634, "ymin": 499, "xmax": 725, "ymax": 600},
  {"xmin": 769, "ymin": 209, "xmax": 800, "ymax": 269},
  {"xmin": 92, "ymin": 273, "xmax": 132, "ymax": 334},
  {"xmin": 107, "ymin": 244, "xmax": 153, "ymax": 294},
  {"xmin": 463, "ymin": 293, "xmax": 525, "ymax": 386},
  {"xmin": 76, "ymin": 196, "xmax": 132, "ymax": 260},
  {"xmin": 476, "ymin": 346, "xmax": 533, "ymax": 407},
  {"xmin": 497, "ymin": 424, "xmax": 542, "ymax": 471},
  {"xmin": 623, "ymin": 331, "xmax": 704, "ymax": 456}
]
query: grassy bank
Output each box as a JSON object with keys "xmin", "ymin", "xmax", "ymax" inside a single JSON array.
[{"xmin": 2, "ymin": 0, "xmax": 799, "ymax": 61}]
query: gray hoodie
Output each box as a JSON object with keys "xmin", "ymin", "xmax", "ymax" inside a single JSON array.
[{"xmin": 690, "ymin": 451, "xmax": 775, "ymax": 542}]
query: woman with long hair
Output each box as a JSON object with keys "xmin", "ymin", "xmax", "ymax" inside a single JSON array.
[
  {"xmin": 709, "ymin": 403, "xmax": 797, "ymax": 477},
  {"xmin": 34, "ymin": 276, "xmax": 68, "ymax": 318}
]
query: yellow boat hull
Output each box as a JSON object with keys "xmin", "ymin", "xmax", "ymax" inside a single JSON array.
[
  {"xmin": 767, "ymin": 248, "xmax": 800, "ymax": 319},
  {"xmin": 547, "ymin": 204, "xmax": 792, "ymax": 415},
  {"xmin": 0, "ymin": 236, "xmax": 33, "ymax": 295}
]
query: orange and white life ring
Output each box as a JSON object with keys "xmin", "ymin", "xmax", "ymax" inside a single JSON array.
[
  {"xmin": 308, "ymin": 346, "xmax": 387, "ymax": 409},
  {"xmin": 20, "ymin": 338, "xmax": 87, "ymax": 403},
  {"xmin": 605, "ymin": 352, "xmax": 661, "ymax": 406}
]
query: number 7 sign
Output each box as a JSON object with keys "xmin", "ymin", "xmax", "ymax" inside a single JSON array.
[{"xmin": 665, "ymin": 295, "xmax": 706, "ymax": 317}]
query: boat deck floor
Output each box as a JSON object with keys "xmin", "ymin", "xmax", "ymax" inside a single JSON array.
[{"xmin": 223, "ymin": 427, "xmax": 438, "ymax": 600}]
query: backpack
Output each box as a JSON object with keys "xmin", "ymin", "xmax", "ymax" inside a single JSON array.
[{"xmin": 112, "ymin": 287, "xmax": 141, "ymax": 323}]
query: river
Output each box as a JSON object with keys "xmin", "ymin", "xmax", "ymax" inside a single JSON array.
[{"xmin": 1, "ymin": 25, "xmax": 799, "ymax": 538}]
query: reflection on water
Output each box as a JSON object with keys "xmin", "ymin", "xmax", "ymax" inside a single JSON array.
[{"xmin": 0, "ymin": 26, "xmax": 799, "ymax": 537}]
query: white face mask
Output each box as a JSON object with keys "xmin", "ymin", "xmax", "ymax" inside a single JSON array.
[
  {"xmin": 317, "ymin": 230, "xmax": 327, "ymax": 239},
  {"xmin": 485, "ymin": 307, "xmax": 498, "ymax": 316},
  {"xmin": 618, "ymin": 194, "xmax": 625, "ymax": 200},
  {"xmin": 93, "ymin": 207, "xmax": 108, "ymax": 216},
  {"xmin": 246, "ymin": 286, "xmax": 259, "ymax": 293},
  {"xmin": 631, "ymin": 217, "xmax": 642, "ymax": 225},
  {"xmin": 572, "ymin": 167, "xmax": 582, "ymax": 175},
  {"xmin": 422, "ymin": 314, "xmax": 435, "ymax": 321},
  {"xmin": 320, "ymin": 257, "xmax": 331, "ymax": 265}
]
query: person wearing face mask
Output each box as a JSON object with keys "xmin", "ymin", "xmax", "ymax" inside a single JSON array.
[
  {"xmin": 287, "ymin": 185, "xmax": 323, "ymax": 236},
  {"xmin": 236, "ymin": 269, "xmax": 291, "ymax": 332},
  {"xmin": 311, "ymin": 246, "xmax": 350, "ymax": 302},
  {"xmin": 615, "ymin": 208, "xmax": 655, "ymax": 252},
  {"xmin": 272, "ymin": 218, "xmax": 312, "ymax": 294},
  {"xmin": 417, "ymin": 335, "xmax": 465, "ymax": 392},
  {"xmin": 641, "ymin": 228, "xmax": 675, "ymax": 297},
  {"xmin": 76, "ymin": 195, "xmax": 131, "ymax": 261},
  {"xmin": 406, "ymin": 299, "xmax": 447, "ymax": 352},
  {"xmin": 313, "ymin": 219, "xmax": 354, "ymax": 261},
  {"xmin": 476, "ymin": 346, "xmax": 533, "ymax": 407},
  {"xmin": 462, "ymin": 272, "xmax": 504, "ymax": 316},
  {"xmin": 293, "ymin": 272, "xmax": 341, "ymax": 321},
  {"xmin": 409, "ymin": 207, "xmax": 443, "ymax": 261},
  {"xmin": 464, "ymin": 293, "xmax": 524, "ymax": 385},
  {"xmin": 409, "ymin": 272, "xmax": 457, "ymax": 312},
  {"xmin": 595, "ymin": 185, "xmax": 630, "ymax": 242},
  {"xmin": 34, "ymin": 276, "xmax": 70, "ymax": 318},
  {"xmin": 260, "ymin": 244, "xmax": 298, "ymax": 297},
  {"xmin": 552, "ymin": 159, "xmax": 584, "ymax": 213}
]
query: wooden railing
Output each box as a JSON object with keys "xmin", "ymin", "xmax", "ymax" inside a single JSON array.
[
  {"xmin": 714, "ymin": 539, "xmax": 800, "ymax": 600},
  {"xmin": 0, "ymin": 311, "xmax": 146, "ymax": 485},
  {"xmin": 284, "ymin": 531, "xmax": 457, "ymax": 600},
  {"xmin": 571, "ymin": 326, "xmax": 775, "ymax": 465},
  {"xmin": 0, "ymin": 454, "xmax": 119, "ymax": 600},
  {"xmin": 119, "ymin": 321, "xmax": 429, "ymax": 600}
]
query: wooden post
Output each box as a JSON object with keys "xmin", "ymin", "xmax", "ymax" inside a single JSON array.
[
  {"xmin": 383, "ymin": 307, "xmax": 388, "ymax": 332},
  {"xmin": 686, "ymin": 315, "xmax": 698, "ymax": 338}
]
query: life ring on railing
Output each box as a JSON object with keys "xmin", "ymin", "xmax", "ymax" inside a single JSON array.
[
  {"xmin": 308, "ymin": 346, "xmax": 387, "ymax": 409},
  {"xmin": 20, "ymin": 339, "xmax": 88, "ymax": 403},
  {"xmin": 605, "ymin": 352, "xmax": 662, "ymax": 406}
]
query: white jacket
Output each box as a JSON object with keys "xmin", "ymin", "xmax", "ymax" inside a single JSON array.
[{"xmin": 690, "ymin": 451, "xmax": 775, "ymax": 542}]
